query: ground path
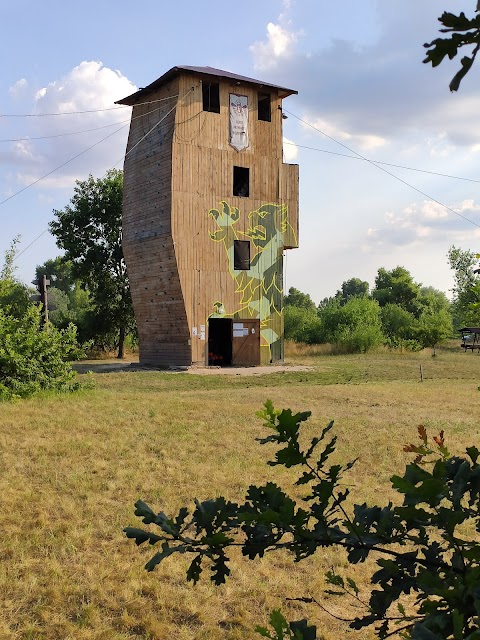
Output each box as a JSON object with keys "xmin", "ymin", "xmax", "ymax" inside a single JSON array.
[{"xmin": 72, "ymin": 359, "xmax": 313, "ymax": 376}]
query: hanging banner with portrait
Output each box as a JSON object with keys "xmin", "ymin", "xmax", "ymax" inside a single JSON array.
[{"xmin": 229, "ymin": 94, "xmax": 249, "ymax": 151}]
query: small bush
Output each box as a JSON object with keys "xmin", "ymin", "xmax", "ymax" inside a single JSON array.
[{"xmin": 0, "ymin": 305, "xmax": 86, "ymax": 400}]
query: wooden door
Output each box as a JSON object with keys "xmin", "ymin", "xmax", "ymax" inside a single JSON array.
[{"xmin": 232, "ymin": 320, "xmax": 260, "ymax": 366}]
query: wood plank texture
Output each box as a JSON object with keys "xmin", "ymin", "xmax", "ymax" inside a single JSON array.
[{"xmin": 122, "ymin": 70, "xmax": 299, "ymax": 366}]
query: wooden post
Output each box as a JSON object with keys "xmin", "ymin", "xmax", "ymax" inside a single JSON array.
[{"xmin": 420, "ymin": 365, "xmax": 423, "ymax": 382}]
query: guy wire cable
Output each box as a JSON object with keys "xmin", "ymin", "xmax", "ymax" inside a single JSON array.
[{"xmin": 283, "ymin": 108, "xmax": 480, "ymax": 230}]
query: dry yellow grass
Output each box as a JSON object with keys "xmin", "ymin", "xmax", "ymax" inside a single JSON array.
[{"xmin": 1, "ymin": 349, "xmax": 479, "ymax": 639}]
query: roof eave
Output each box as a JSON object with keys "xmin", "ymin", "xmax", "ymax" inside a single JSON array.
[{"xmin": 115, "ymin": 66, "xmax": 297, "ymax": 106}]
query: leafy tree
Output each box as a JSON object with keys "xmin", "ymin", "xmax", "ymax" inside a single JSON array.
[
  {"xmin": 126, "ymin": 403, "xmax": 480, "ymax": 639},
  {"xmin": 317, "ymin": 296, "xmax": 335, "ymax": 313},
  {"xmin": 284, "ymin": 287, "xmax": 316, "ymax": 311},
  {"xmin": 447, "ymin": 246, "xmax": 480, "ymax": 327},
  {"xmin": 35, "ymin": 257, "xmax": 75, "ymax": 296},
  {"xmin": 335, "ymin": 277, "xmax": 369, "ymax": 305},
  {"xmin": 419, "ymin": 286, "xmax": 451, "ymax": 314},
  {"xmin": 416, "ymin": 307, "xmax": 453, "ymax": 355},
  {"xmin": 49, "ymin": 170, "xmax": 135, "ymax": 358},
  {"xmin": 372, "ymin": 267, "xmax": 422, "ymax": 317},
  {"xmin": 35, "ymin": 257, "xmax": 94, "ymax": 341},
  {"xmin": 414, "ymin": 287, "xmax": 454, "ymax": 354},
  {"xmin": 0, "ymin": 237, "xmax": 30, "ymax": 318},
  {"xmin": 380, "ymin": 303, "xmax": 419, "ymax": 350},
  {"xmin": 424, "ymin": 8, "xmax": 480, "ymax": 91},
  {"xmin": 380, "ymin": 289, "xmax": 453, "ymax": 352}
]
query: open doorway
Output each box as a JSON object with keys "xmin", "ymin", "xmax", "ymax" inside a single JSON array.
[
  {"xmin": 208, "ymin": 318, "xmax": 261, "ymax": 366},
  {"xmin": 208, "ymin": 318, "xmax": 232, "ymax": 366}
]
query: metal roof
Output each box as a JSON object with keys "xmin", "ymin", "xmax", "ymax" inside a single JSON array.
[{"xmin": 116, "ymin": 65, "xmax": 297, "ymax": 106}]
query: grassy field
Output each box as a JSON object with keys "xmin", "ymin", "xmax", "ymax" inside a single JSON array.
[{"xmin": 1, "ymin": 346, "xmax": 479, "ymax": 639}]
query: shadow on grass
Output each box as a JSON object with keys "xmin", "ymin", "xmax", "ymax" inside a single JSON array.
[{"xmin": 72, "ymin": 361, "xmax": 146, "ymax": 374}]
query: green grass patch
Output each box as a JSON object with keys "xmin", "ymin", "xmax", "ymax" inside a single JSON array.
[{"xmin": 0, "ymin": 349, "xmax": 479, "ymax": 639}]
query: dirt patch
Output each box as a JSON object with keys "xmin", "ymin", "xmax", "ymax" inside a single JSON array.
[{"xmin": 72, "ymin": 359, "xmax": 313, "ymax": 376}]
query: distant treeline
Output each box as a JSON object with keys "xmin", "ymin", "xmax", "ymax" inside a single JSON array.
[{"xmin": 284, "ymin": 251, "xmax": 479, "ymax": 353}]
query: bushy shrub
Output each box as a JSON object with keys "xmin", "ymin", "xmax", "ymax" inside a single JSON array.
[
  {"xmin": 320, "ymin": 297, "xmax": 384, "ymax": 353},
  {"xmin": 0, "ymin": 305, "xmax": 86, "ymax": 400},
  {"xmin": 284, "ymin": 306, "xmax": 323, "ymax": 344},
  {"xmin": 335, "ymin": 323, "xmax": 385, "ymax": 353}
]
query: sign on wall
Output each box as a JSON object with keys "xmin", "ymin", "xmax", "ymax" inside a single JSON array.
[{"xmin": 229, "ymin": 94, "xmax": 248, "ymax": 151}]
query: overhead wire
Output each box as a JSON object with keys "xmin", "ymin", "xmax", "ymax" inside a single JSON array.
[
  {"xmin": 282, "ymin": 107, "xmax": 480, "ymax": 230},
  {"xmin": 10, "ymin": 87, "xmax": 195, "ymax": 262},
  {"xmin": 2, "ymin": 99, "xmax": 186, "ymax": 206},
  {"xmin": 8, "ymin": 90, "xmax": 478, "ymax": 262},
  {"xmin": 0, "ymin": 97, "xmax": 181, "ymax": 143},
  {"xmin": 282, "ymin": 141, "xmax": 480, "ymax": 185},
  {"xmin": 0, "ymin": 122, "xmax": 129, "ymax": 207},
  {"xmin": 114, "ymin": 86, "xmax": 193, "ymax": 164},
  {"xmin": 0, "ymin": 93, "xmax": 179, "ymax": 118},
  {"xmin": 0, "ymin": 120, "xmax": 131, "ymax": 143},
  {"xmin": 14, "ymin": 229, "xmax": 49, "ymax": 262}
]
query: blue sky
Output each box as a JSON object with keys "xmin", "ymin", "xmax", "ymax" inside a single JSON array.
[{"xmin": 1, "ymin": 0, "xmax": 480, "ymax": 302}]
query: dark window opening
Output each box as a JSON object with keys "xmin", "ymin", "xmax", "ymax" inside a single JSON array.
[
  {"xmin": 202, "ymin": 82, "xmax": 220, "ymax": 113},
  {"xmin": 234, "ymin": 240, "xmax": 250, "ymax": 270},
  {"xmin": 233, "ymin": 166, "xmax": 249, "ymax": 197},
  {"xmin": 258, "ymin": 92, "xmax": 271, "ymax": 121}
]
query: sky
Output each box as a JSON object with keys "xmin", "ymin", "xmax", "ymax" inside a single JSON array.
[{"xmin": 1, "ymin": 0, "xmax": 480, "ymax": 303}]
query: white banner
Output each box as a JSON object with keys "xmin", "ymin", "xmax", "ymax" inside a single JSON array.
[{"xmin": 229, "ymin": 94, "xmax": 248, "ymax": 151}]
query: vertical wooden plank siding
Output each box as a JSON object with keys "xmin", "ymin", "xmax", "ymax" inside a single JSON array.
[
  {"xmin": 122, "ymin": 78, "xmax": 192, "ymax": 366},
  {"xmin": 122, "ymin": 70, "xmax": 298, "ymax": 366}
]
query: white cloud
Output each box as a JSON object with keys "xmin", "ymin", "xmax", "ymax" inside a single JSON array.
[
  {"xmin": 250, "ymin": 23, "xmax": 300, "ymax": 70},
  {"xmin": 13, "ymin": 140, "xmax": 41, "ymax": 162},
  {"xmin": 6, "ymin": 61, "xmax": 136, "ymax": 191},
  {"xmin": 254, "ymin": 3, "xmax": 480, "ymax": 154},
  {"xmin": 9, "ymin": 78, "xmax": 28, "ymax": 98},
  {"xmin": 283, "ymin": 136, "xmax": 298, "ymax": 162},
  {"xmin": 250, "ymin": 1, "xmax": 301, "ymax": 72},
  {"xmin": 420, "ymin": 201, "xmax": 448, "ymax": 219},
  {"xmin": 303, "ymin": 115, "xmax": 386, "ymax": 151},
  {"xmin": 363, "ymin": 199, "xmax": 480, "ymax": 250},
  {"xmin": 34, "ymin": 60, "xmax": 134, "ymax": 115}
]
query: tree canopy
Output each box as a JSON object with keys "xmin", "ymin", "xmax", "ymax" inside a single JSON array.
[
  {"xmin": 284, "ymin": 265, "xmax": 454, "ymax": 353},
  {"xmin": 336, "ymin": 277, "xmax": 369, "ymax": 305},
  {"xmin": 447, "ymin": 246, "xmax": 480, "ymax": 327},
  {"xmin": 49, "ymin": 170, "xmax": 135, "ymax": 358},
  {"xmin": 284, "ymin": 287, "xmax": 316, "ymax": 311},
  {"xmin": 372, "ymin": 267, "xmax": 422, "ymax": 317}
]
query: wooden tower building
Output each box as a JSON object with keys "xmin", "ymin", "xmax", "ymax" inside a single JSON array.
[{"xmin": 116, "ymin": 66, "xmax": 299, "ymax": 367}]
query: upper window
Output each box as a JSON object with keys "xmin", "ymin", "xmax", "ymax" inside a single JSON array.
[
  {"xmin": 233, "ymin": 166, "xmax": 249, "ymax": 197},
  {"xmin": 202, "ymin": 82, "xmax": 220, "ymax": 113},
  {"xmin": 258, "ymin": 92, "xmax": 271, "ymax": 122},
  {"xmin": 234, "ymin": 240, "xmax": 250, "ymax": 270}
]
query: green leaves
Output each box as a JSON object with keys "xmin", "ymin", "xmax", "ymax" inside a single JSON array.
[
  {"xmin": 424, "ymin": 11, "xmax": 480, "ymax": 91},
  {"xmin": 0, "ymin": 305, "xmax": 86, "ymax": 401},
  {"xmin": 49, "ymin": 169, "xmax": 135, "ymax": 357},
  {"xmin": 125, "ymin": 401, "xmax": 480, "ymax": 639},
  {"xmin": 255, "ymin": 610, "xmax": 316, "ymax": 640}
]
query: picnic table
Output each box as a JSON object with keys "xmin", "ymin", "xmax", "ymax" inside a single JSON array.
[{"xmin": 459, "ymin": 327, "xmax": 480, "ymax": 352}]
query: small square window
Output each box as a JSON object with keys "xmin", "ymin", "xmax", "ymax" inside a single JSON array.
[
  {"xmin": 258, "ymin": 92, "xmax": 271, "ymax": 122},
  {"xmin": 234, "ymin": 240, "xmax": 250, "ymax": 270},
  {"xmin": 233, "ymin": 166, "xmax": 249, "ymax": 197},
  {"xmin": 202, "ymin": 82, "xmax": 220, "ymax": 113}
]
